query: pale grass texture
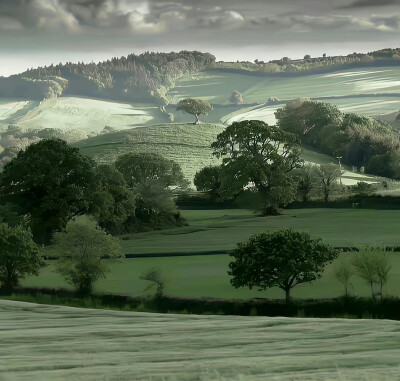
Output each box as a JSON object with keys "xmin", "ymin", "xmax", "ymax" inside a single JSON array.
[{"xmin": 1, "ymin": 300, "xmax": 400, "ymax": 380}]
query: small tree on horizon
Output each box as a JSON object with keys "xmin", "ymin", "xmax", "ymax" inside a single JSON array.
[
  {"xmin": 229, "ymin": 229, "xmax": 338, "ymax": 302},
  {"xmin": 176, "ymin": 98, "xmax": 213, "ymax": 124},
  {"xmin": 315, "ymin": 164, "xmax": 340, "ymax": 202}
]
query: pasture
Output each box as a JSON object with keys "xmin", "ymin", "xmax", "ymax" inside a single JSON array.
[
  {"xmin": 169, "ymin": 67, "xmax": 400, "ymax": 106},
  {"xmin": 2, "ymin": 299, "xmax": 400, "ymax": 380},
  {"xmin": 22, "ymin": 209, "xmax": 400, "ymax": 299},
  {"xmin": 74, "ymin": 123, "xmax": 377, "ymax": 185}
]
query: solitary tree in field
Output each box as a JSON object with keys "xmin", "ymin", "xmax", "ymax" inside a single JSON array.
[
  {"xmin": 315, "ymin": 164, "xmax": 340, "ymax": 203},
  {"xmin": 212, "ymin": 120, "xmax": 302, "ymax": 215},
  {"xmin": 140, "ymin": 268, "xmax": 166, "ymax": 298},
  {"xmin": 353, "ymin": 247, "xmax": 391, "ymax": 300},
  {"xmin": 54, "ymin": 216, "xmax": 121, "ymax": 296},
  {"xmin": 0, "ymin": 223, "xmax": 43, "ymax": 293},
  {"xmin": 229, "ymin": 229, "xmax": 338, "ymax": 302},
  {"xmin": 334, "ymin": 256, "xmax": 354, "ymax": 297},
  {"xmin": 229, "ymin": 91, "xmax": 244, "ymax": 104},
  {"xmin": 176, "ymin": 98, "xmax": 213, "ymax": 124}
]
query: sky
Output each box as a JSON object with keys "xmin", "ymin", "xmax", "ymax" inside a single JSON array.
[{"xmin": 0, "ymin": 0, "xmax": 399, "ymax": 77}]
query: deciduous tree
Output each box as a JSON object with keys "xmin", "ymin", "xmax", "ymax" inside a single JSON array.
[
  {"xmin": 229, "ymin": 229, "xmax": 338, "ymax": 302},
  {"xmin": 212, "ymin": 121, "xmax": 302, "ymax": 215},
  {"xmin": 54, "ymin": 216, "xmax": 121, "ymax": 296},
  {"xmin": 176, "ymin": 98, "xmax": 213, "ymax": 124},
  {"xmin": 0, "ymin": 223, "xmax": 43, "ymax": 293}
]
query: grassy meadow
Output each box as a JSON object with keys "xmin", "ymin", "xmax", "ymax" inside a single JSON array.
[
  {"xmin": 22, "ymin": 209, "xmax": 400, "ymax": 300},
  {"xmin": 2, "ymin": 299, "xmax": 400, "ymax": 380}
]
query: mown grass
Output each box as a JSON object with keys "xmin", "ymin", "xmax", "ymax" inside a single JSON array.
[
  {"xmin": 2, "ymin": 299, "xmax": 400, "ymax": 380},
  {"xmin": 23, "ymin": 209, "xmax": 400, "ymax": 300}
]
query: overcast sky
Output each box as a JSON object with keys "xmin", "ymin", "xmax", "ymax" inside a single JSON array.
[{"xmin": 0, "ymin": 0, "xmax": 399, "ymax": 76}]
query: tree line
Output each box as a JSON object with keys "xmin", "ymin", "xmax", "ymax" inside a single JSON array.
[{"xmin": 275, "ymin": 99, "xmax": 400, "ymax": 179}]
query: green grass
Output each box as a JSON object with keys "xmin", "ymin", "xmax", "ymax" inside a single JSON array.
[
  {"xmin": 74, "ymin": 122, "xmax": 369, "ymax": 184},
  {"xmin": 23, "ymin": 209, "xmax": 400, "ymax": 300},
  {"xmin": 2, "ymin": 299, "xmax": 400, "ymax": 380},
  {"xmin": 74, "ymin": 123, "xmax": 225, "ymax": 182},
  {"xmin": 169, "ymin": 67, "xmax": 400, "ymax": 106}
]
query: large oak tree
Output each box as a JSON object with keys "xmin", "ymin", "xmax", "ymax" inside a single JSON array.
[{"xmin": 211, "ymin": 120, "xmax": 302, "ymax": 215}]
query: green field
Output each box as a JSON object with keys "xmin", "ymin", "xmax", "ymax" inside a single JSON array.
[
  {"xmin": 169, "ymin": 67, "xmax": 400, "ymax": 105},
  {"xmin": 2, "ymin": 300, "xmax": 400, "ymax": 380},
  {"xmin": 74, "ymin": 123, "xmax": 225, "ymax": 182},
  {"xmin": 74, "ymin": 123, "xmax": 377, "ymax": 185},
  {"xmin": 22, "ymin": 209, "xmax": 400, "ymax": 299}
]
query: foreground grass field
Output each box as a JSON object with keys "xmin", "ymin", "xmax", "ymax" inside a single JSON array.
[
  {"xmin": 22, "ymin": 209, "xmax": 400, "ymax": 299},
  {"xmin": 2, "ymin": 300, "xmax": 400, "ymax": 380}
]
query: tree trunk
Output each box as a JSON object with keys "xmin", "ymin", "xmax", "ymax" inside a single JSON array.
[
  {"xmin": 285, "ymin": 288, "xmax": 291, "ymax": 303},
  {"xmin": 370, "ymin": 282, "xmax": 375, "ymax": 300},
  {"xmin": 195, "ymin": 114, "xmax": 201, "ymax": 124}
]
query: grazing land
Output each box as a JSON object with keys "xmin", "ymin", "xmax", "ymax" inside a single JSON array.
[
  {"xmin": 2, "ymin": 300, "xmax": 400, "ymax": 381},
  {"xmin": 74, "ymin": 123, "xmax": 377, "ymax": 185},
  {"xmin": 22, "ymin": 209, "xmax": 400, "ymax": 299}
]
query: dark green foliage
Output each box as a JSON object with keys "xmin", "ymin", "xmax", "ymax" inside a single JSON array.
[
  {"xmin": 229, "ymin": 229, "xmax": 338, "ymax": 301},
  {"xmin": 176, "ymin": 98, "xmax": 213, "ymax": 124},
  {"xmin": 0, "ymin": 139, "xmax": 97, "ymax": 244},
  {"xmin": 115, "ymin": 152, "xmax": 187, "ymax": 230},
  {"xmin": 0, "ymin": 224, "xmax": 43, "ymax": 293},
  {"xmin": 276, "ymin": 99, "xmax": 400, "ymax": 176},
  {"xmin": 194, "ymin": 166, "xmax": 223, "ymax": 199},
  {"xmin": 275, "ymin": 99, "xmax": 343, "ymax": 147},
  {"xmin": 366, "ymin": 150, "xmax": 400, "ymax": 179},
  {"xmin": 314, "ymin": 164, "xmax": 341, "ymax": 203},
  {"xmin": 212, "ymin": 120, "xmax": 302, "ymax": 215},
  {"xmin": 89, "ymin": 165, "xmax": 136, "ymax": 235},
  {"xmin": 54, "ymin": 216, "xmax": 121, "ymax": 296},
  {"xmin": 292, "ymin": 164, "xmax": 318, "ymax": 202},
  {"xmin": 115, "ymin": 152, "xmax": 188, "ymax": 190}
]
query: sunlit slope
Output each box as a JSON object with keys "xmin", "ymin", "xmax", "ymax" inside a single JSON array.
[
  {"xmin": 0, "ymin": 97, "xmax": 166, "ymax": 133},
  {"xmin": 170, "ymin": 67, "xmax": 400, "ymax": 103},
  {"xmin": 2, "ymin": 300, "xmax": 400, "ymax": 381},
  {"xmin": 74, "ymin": 124, "xmax": 225, "ymax": 182}
]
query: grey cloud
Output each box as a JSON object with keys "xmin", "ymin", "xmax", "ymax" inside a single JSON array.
[{"xmin": 339, "ymin": 0, "xmax": 400, "ymax": 8}]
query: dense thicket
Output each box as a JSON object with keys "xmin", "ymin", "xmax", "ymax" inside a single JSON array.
[
  {"xmin": 0, "ymin": 139, "xmax": 186, "ymax": 243},
  {"xmin": 275, "ymin": 99, "xmax": 400, "ymax": 178},
  {"xmin": 0, "ymin": 51, "xmax": 215, "ymax": 103}
]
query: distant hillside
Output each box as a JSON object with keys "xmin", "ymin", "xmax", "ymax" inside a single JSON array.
[
  {"xmin": 0, "ymin": 51, "xmax": 215, "ymax": 103},
  {"xmin": 1, "ymin": 48, "xmax": 400, "ymax": 104},
  {"xmin": 212, "ymin": 48, "xmax": 400, "ymax": 74}
]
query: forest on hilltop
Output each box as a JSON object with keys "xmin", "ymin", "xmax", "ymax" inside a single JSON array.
[{"xmin": 0, "ymin": 51, "xmax": 216, "ymax": 103}]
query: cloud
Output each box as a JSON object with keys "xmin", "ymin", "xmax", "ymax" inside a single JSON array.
[{"xmin": 339, "ymin": 0, "xmax": 400, "ymax": 9}]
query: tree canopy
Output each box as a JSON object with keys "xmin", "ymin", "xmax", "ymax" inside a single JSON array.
[
  {"xmin": 54, "ymin": 216, "xmax": 121, "ymax": 296},
  {"xmin": 229, "ymin": 229, "xmax": 338, "ymax": 301},
  {"xmin": 176, "ymin": 98, "xmax": 213, "ymax": 124},
  {"xmin": 194, "ymin": 165, "xmax": 223, "ymax": 199},
  {"xmin": 211, "ymin": 120, "xmax": 302, "ymax": 215},
  {"xmin": 0, "ymin": 139, "xmax": 97, "ymax": 244},
  {"xmin": 0, "ymin": 223, "xmax": 43, "ymax": 293}
]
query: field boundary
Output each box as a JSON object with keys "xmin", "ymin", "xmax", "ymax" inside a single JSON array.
[{"xmin": 5, "ymin": 287, "xmax": 400, "ymax": 320}]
